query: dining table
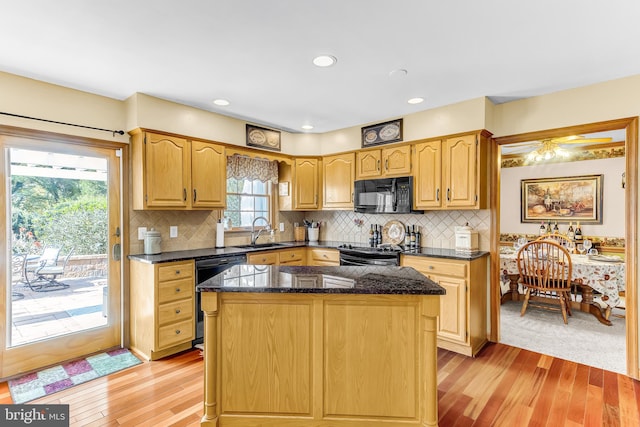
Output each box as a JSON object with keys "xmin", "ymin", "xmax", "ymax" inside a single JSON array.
[{"xmin": 499, "ymin": 247, "xmax": 626, "ymax": 326}]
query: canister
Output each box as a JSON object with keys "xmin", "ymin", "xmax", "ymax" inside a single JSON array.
[
  {"xmin": 144, "ymin": 228, "xmax": 162, "ymax": 254},
  {"xmin": 454, "ymin": 224, "xmax": 478, "ymax": 252}
]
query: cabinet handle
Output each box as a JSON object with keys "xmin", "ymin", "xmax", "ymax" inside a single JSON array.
[
  {"xmin": 183, "ymin": 188, "xmax": 187, "ymax": 201},
  {"xmin": 291, "ymin": 253, "xmax": 295, "ymax": 258},
  {"xmin": 385, "ymin": 159, "xmax": 389, "ymax": 170},
  {"xmin": 436, "ymin": 188, "xmax": 440, "ymax": 202},
  {"xmin": 447, "ymin": 188, "xmax": 450, "ymax": 201},
  {"xmin": 176, "ymin": 287, "xmax": 181, "ymax": 292},
  {"xmin": 351, "ymin": 192, "xmax": 354, "ymax": 202},
  {"xmin": 377, "ymin": 159, "xmax": 381, "ymax": 171},
  {"xmin": 175, "ymin": 309, "xmax": 181, "ymax": 314},
  {"xmin": 323, "ymin": 254, "xmax": 328, "ymax": 258},
  {"xmin": 193, "ymin": 189, "xmax": 197, "ymax": 203},
  {"xmin": 175, "ymin": 329, "xmax": 181, "ymax": 335}
]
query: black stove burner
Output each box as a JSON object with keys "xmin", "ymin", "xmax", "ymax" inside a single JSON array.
[{"xmin": 337, "ymin": 244, "xmax": 403, "ymax": 253}]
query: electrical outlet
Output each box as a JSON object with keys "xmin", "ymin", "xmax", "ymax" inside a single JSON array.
[
  {"xmin": 279, "ymin": 222, "xmax": 285, "ymax": 232},
  {"xmin": 138, "ymin": 227, "xmax": 147, "ymax": 240},
  {"xmin": 170, "ymin": 226, "xmax": 178, "ymax": 238}
]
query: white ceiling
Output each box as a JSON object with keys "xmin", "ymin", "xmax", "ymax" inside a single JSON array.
[{"xmin": 3, "ymin": 1, "xmax": 640, "ymax": 134}]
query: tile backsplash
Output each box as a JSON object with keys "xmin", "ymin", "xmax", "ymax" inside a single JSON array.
[
  {"xmin": 128, "ymin": 208, "xmax": 490, "ymax": 254},
  {"xmin": 300, "ymin": 210, "xmax": 491, "ymax": 250}
]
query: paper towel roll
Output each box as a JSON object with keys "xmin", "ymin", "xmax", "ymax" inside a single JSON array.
[{"xmin": 216, "ymin": 222, "xmax": 225, "ymax": 248}]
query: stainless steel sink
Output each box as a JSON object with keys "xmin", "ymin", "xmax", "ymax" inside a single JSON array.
[{"xmin": 233, "ymin": 243, "xmax": 287, "ymax": 249}]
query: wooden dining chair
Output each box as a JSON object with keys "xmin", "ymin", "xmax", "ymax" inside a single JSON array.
[
  {"xmin": 536, "ymin": 233, "xmax": 574, "ymax": 249},
  {"xmin": 517, "ymin": 240, "xmax": 573, "ymax": 324}
]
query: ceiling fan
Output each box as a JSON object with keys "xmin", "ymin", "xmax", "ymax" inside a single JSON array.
[{"xmin": 515, "ymin": 135, "xmax": 613, "ymax": 162}]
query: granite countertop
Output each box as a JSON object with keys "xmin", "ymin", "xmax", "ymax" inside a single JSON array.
[
  {"xmin": 197, "ymin": 265, "xmax": 445, "ymax": 295},
  {"xmin": 128, "ymin": 240, "xmax": 489, "ymax": 264}
]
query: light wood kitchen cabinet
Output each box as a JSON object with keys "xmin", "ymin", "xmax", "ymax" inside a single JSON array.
[
  {"xmin": 293, "ymin": 158, "xmax": 320, "ymax": 210},
  {"xmin": 323, "ymin": 152, "xmax": 355, "ymax": 209},
  {"xmin": 246, "ymin": 247, "xmax": 306, "ymax": 266},
  {"xmin": 356, "ymin": 145, "xmax": 411, "ymax": 179},
  {"xmin": 129, "ymin": 260, "xmax": 195, "ymax": 360},
  {"xmin": 130, "ymin": 129, "xmax": 226, "ymax": 210},
  {"xmin": 190, "ymin": 139, "xmax": 226, "ymax": 208},
  {"xmin": 413, "ymin": 131, "xmax": 490, "ymax": 210},
  {"xmin": 401, "ymin": 254, "xmax": 487, "ymax": 357},
  {"xmin": 307, "ymin": 248, "xmax": 340, "ymax": 266}
]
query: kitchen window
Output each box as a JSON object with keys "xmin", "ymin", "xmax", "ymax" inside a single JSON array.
[
  {"xmin": 224, "ymin": 154, "xmax": 278, "ymax": 230},
  {"xmin": 224, "ymin": 177, "xmax": 272, "ymax": 229}
]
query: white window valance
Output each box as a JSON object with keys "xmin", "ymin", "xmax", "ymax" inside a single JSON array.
[{"xmin": 226, "ymin": 154, "xmax": 279, "ymax": 183}]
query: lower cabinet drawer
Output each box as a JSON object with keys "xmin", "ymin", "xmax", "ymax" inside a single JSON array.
[
  {"xmin": 158, "ymin": 299, "xmax": 193, "ymax": 326},
  {"xmin": 402, "ymin": 256, "xmax": 467, "ymax": 278},
  {"xmin": 247, "ymin": 252, "xmax": 278, "ymax": 265},
  {"xmin": 158, "ymin": 319, "xmax": 194, "ymax": 349},
  {"xmin": 158, "ymin": 278, "xmax": 194, "ymax": 303},
  {"xmin": 278, "ymin": 249, "xmax": 305, "ymax": 263}
]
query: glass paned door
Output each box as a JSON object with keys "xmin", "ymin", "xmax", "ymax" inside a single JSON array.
[{"xmin": 2, "ymin": 140, "xmax": 122, "ymax": 378}]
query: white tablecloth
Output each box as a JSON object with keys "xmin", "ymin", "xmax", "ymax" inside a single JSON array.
[{"xmin": 500, "ymin": 250, "xmax": 625, "ymax": 308}]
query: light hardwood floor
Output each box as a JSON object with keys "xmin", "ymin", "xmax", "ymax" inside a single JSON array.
[{"xmin": 1, "ymin": 343, "xmax": 639, "ymax": 426}]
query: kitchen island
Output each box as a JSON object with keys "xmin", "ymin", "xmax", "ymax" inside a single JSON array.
[{"xmin": 197, "ymin": 265, "xmax": 445, "ymax": 427}]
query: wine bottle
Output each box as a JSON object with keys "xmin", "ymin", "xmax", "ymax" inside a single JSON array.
[
  {"xmin": 567, "ymin": 222, "xmax": 575, "ymax": 240},
  {"xmin": 369, "ymin": 224, "xmax": 375, "ymax": 247},
  {"xmin": 575, "ymin": 221, "xmax": 583, "ymax": 242},
  {"xmin": 546, "ymin": 222, "xmax": 552, "ymax": 234},
  {"xmin": 411, "ymin": 225, "xmax": 416, "ymax": 249},
  {"xmin": 404, "ymin": 225, "xmax": 411, "ymax": 248},
  {"xmin": 415, "ymin": 226, "xmax": 421, "ymax": 248},
  {"xmin": 539, "ymin": 221, "xmax": 546, "ymax": 236},
  {"xmin": 553, "ymin": 221, "xmax": 559, "ymax": 233},
  {"xmin": 376, "ymin": 224, "xmax": 382, "ymax": 245}
]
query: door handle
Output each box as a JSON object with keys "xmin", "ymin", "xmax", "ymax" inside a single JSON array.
[{"xmin": 112, "ymin": 243, "xmax": 121, "ymax": 261}]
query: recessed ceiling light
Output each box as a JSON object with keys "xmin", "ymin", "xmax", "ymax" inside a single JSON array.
[
  {"xmin": 312, "ymin": 55, "xmax": 337, "ymax": 67},
  {"xmin": 389, "ymin": 69, "xmax": 408, "ymax": 78},
  {"xmin": 301, "ymin": 124, "xmax": 314, "ymax": 130},
  {"xmin": 213, "ymin": 99, "xmax": 230, "ymax": 106},
  {"xmin": 407, "ymin": 97, "xmax": 424, "ymax": 105}
]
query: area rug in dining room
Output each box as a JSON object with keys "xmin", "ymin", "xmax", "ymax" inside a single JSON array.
[{"xmin": 8, "ymin": 348, "xmax": 142, "ymax": 404}]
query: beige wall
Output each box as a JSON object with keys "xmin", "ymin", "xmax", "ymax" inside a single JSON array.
[{"xmin": 0, "ymin": 72, "xmax": 129, "ymax": 143}]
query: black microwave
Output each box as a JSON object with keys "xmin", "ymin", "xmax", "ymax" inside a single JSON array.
[{"xmin": 354, "ymin": 176, "xmax": 423, "ymax": 214}]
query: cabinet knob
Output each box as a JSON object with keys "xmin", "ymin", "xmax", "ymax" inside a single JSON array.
[
  {"xmin": 175, "ymin": 270, "xmax": 180, "ymax": 275},
  {"xmin": 323, "ymin": 254, "xmax": 328, "ymax": 258},
  {"xmin": 291, "ymin": 254, "xmax": 295, "ymax": 258},
  {"xmin": 176, "ymin": 287, "xmax": 181, "ymax": 292},
  {"xmin": 428, "ymin": 265, "xmax": 434, "ymax": 270},
  {"xmin": 175, "ymin": 309, "xmax": 181, "ymax": 314},
  {"xmin": 175, "ymin": 329, "xmax": 181, "ymax": 335}
]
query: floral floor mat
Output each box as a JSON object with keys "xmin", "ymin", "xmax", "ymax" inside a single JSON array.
[{"xmin": 8, "ymin": 348, "xmax": 142, "ymax": 404}]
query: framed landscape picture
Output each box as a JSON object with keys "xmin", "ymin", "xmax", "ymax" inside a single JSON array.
[{"xmin": 521, "ymin": 174, "xmax": 603, "ymax": 223}]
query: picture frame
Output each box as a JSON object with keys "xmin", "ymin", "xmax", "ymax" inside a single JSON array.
[
  {"xmin": 521, "ymin": 174, "xmax": 603, "ymax": 223},
  {"xmin": 361, "ymin": 118, "xmax": 403, "ymax": 147},
  {"xmin": 246, "ymin": 124, "xmax": 281, "ymax": 152}
]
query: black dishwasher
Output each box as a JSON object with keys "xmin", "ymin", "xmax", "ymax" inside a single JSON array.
[{"xmin": 194, "ymin": 254, "xmax": 247, "ymax": 344}]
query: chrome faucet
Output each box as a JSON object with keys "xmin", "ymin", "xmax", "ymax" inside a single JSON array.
[{"xmin": 251, "ymin": 216, "xmax": 271, "ymax": 245}]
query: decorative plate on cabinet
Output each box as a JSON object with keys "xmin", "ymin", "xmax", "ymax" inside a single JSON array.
[{"xmin": 382, "ymin": 220, "xmax": 405, "ymax": 245}]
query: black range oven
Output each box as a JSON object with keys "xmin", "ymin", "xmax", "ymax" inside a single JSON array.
[
  {"xmin": 338, "ymin": 244, "xmax": 401, "ymax": 266},
  {"xmin": 194, "ymin": 254, "xmax": 247, "ymax": 344}
]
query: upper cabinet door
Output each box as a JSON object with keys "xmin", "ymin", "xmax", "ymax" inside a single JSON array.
[
  {"xmin": 414, "ymin": 140, "xmax": 443, "ymax": 208},
  {"xmin": 191, "ymin": 140, "xmax": 226, "ymax": 208},
  {"xmin": 356, "ymin": 150, "xmax": 382, "ymax": 179},
  {"xmin": 323, "ymin": 153, "xmax": 355, "ymax": 209},
  {"xmin": 444, "ymin": 134, "xmax": 477, "ymax": 208},
  {"xmin": 145, "ymin": 132, "xmax": 190, "ymax": 208},
  {"xmin": 294, "ymin": 158, "xmax": 320, "ymax": 209},
  {"xmin": 381, "ymin": 145, "xmax": 411, "ymax": 176}
]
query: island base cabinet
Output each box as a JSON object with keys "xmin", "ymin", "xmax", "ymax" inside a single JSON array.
[{"xmin": 200, "ymin": 292, "xmax": 440, "ymax": 427}]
